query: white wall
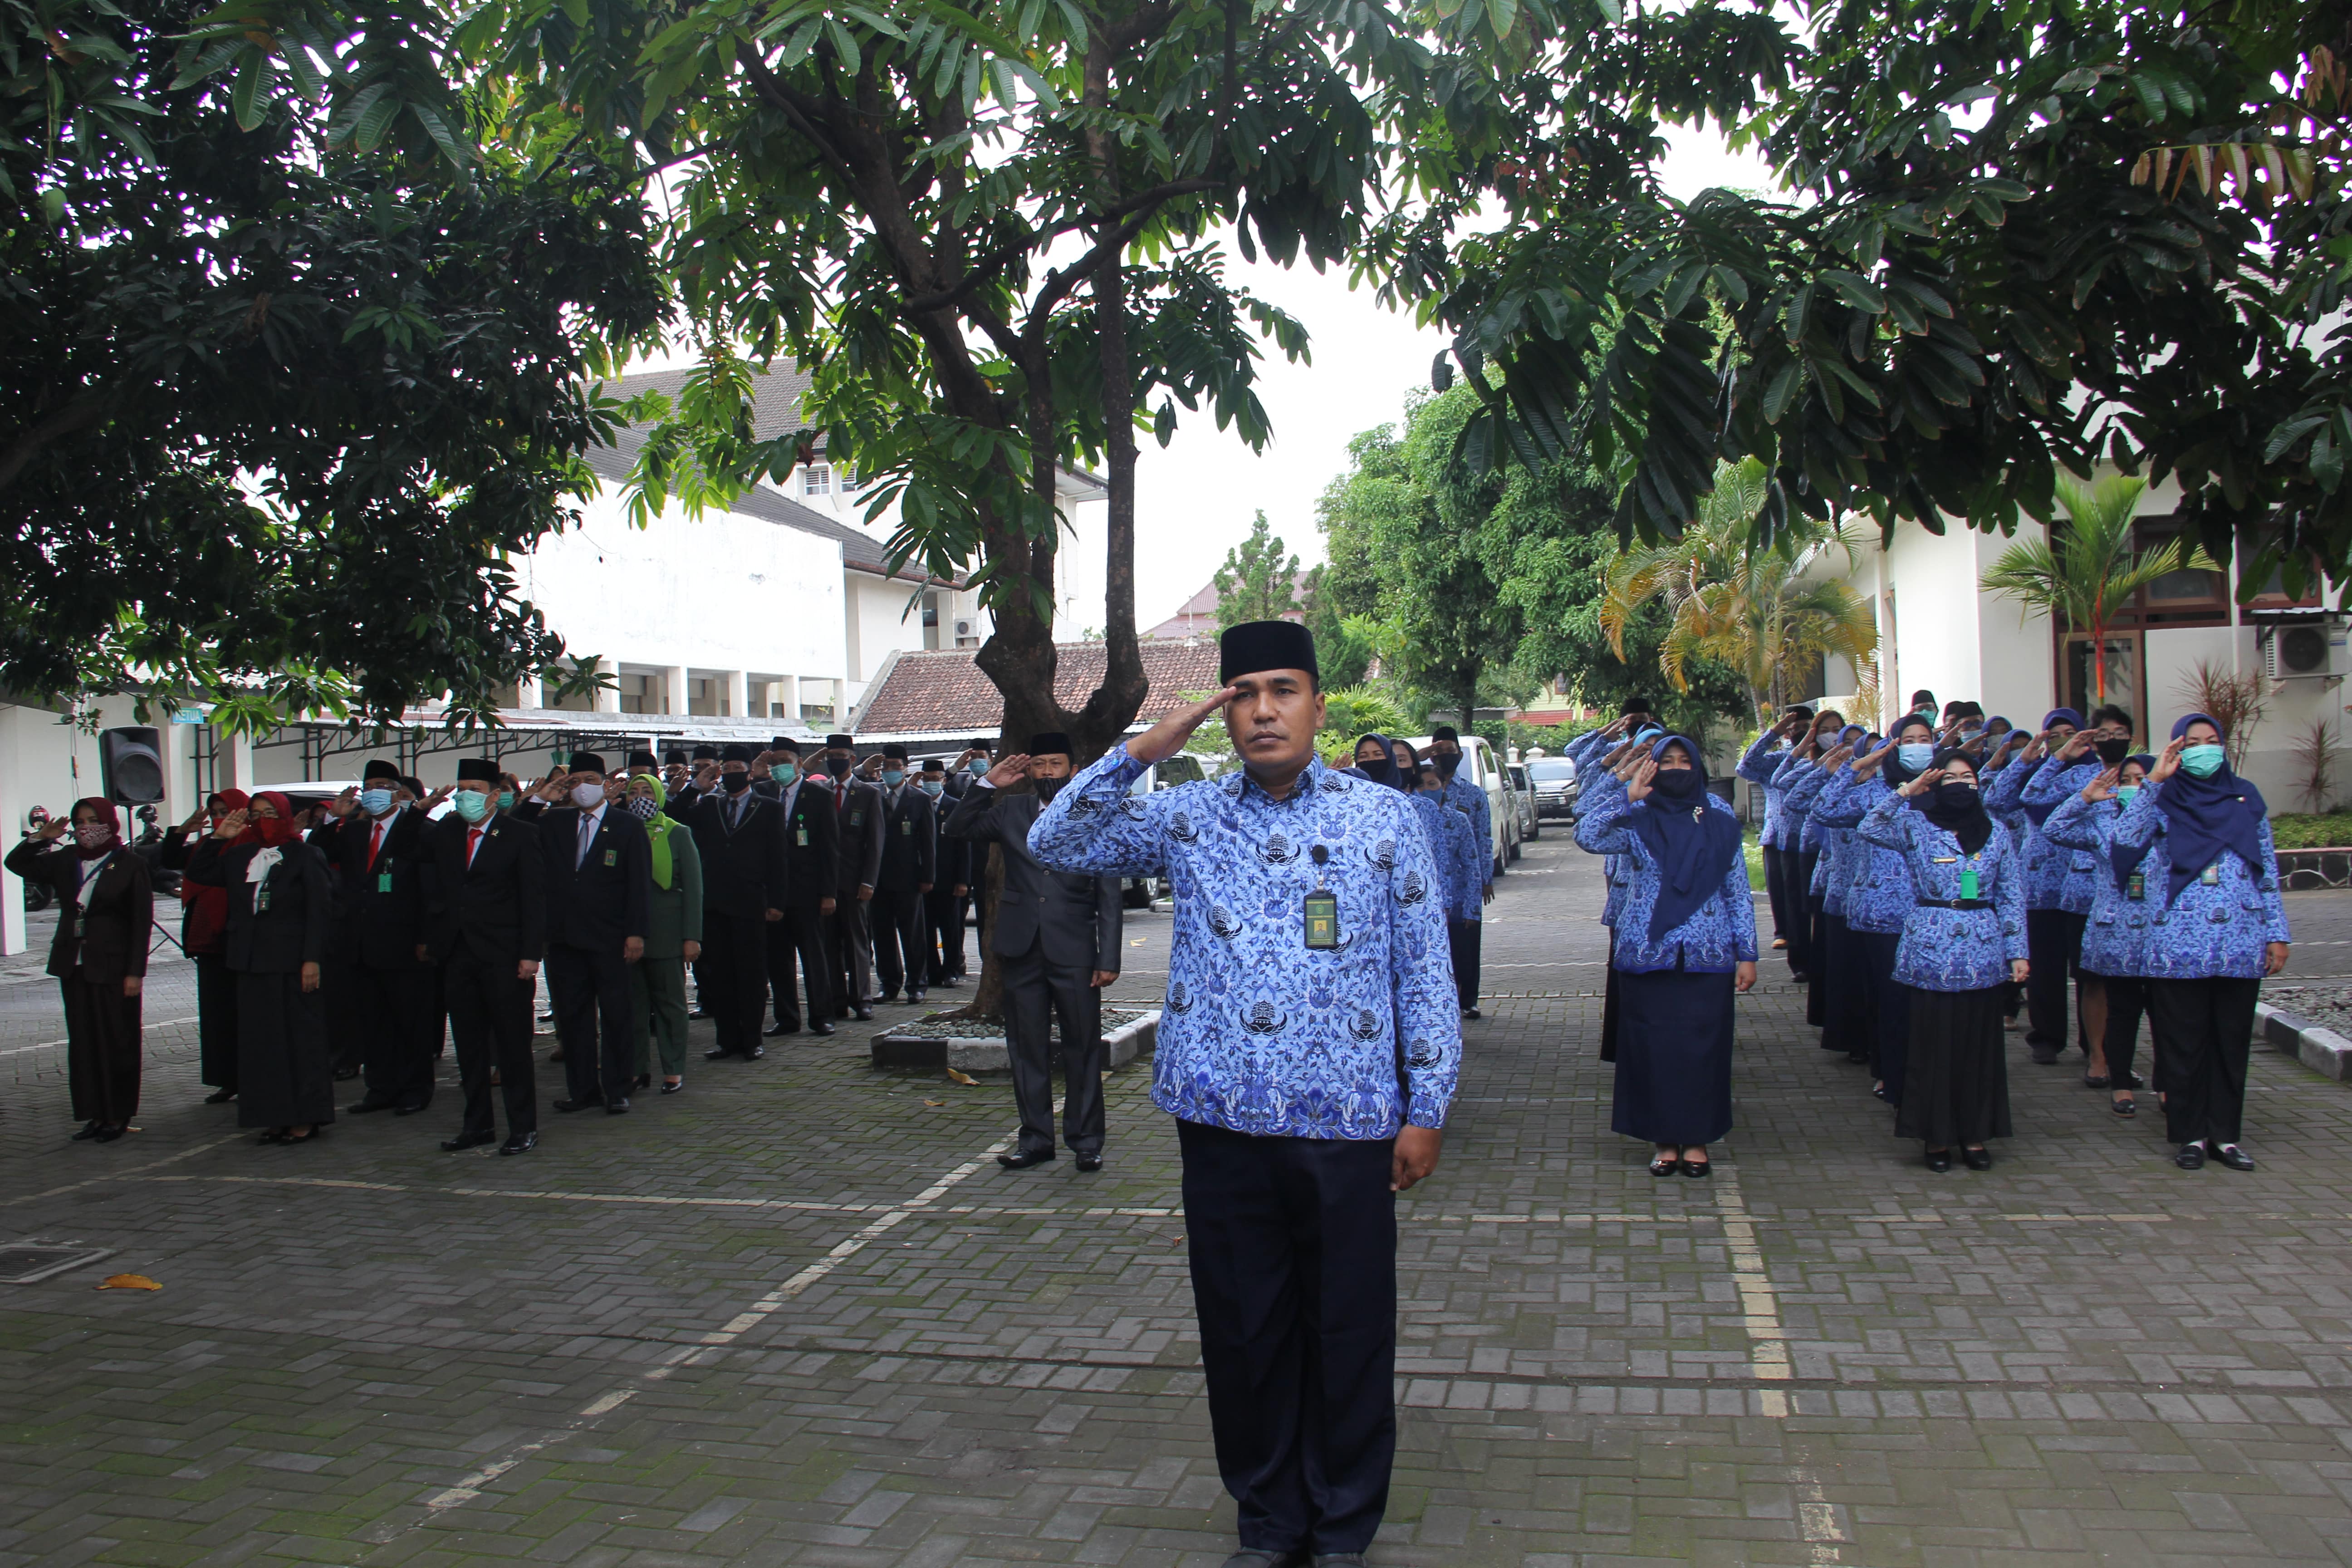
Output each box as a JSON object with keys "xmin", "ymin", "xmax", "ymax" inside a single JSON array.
[
  {"xmin": 846, "ymin": 573, "xmax": 927, "ymax": 691},
  {"xmin": 1970, "ymin": 528, "xmax": 2057, "ymax": 726},
  {"xmin": 1050, "ymin": 495, "xmax": 1112, "ymax": 642},
  {"xmin": 519, "ymin": 488, "xmax": 846, "ymax": 695}
]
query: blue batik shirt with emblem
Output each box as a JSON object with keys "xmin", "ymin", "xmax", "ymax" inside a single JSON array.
[
  {"xmin": 2106, "ymin": 780, "xmax": 2290, "ymax": 979},
  {"xmin": 1982, "ymin": 753, "xmax": 2092, "ymax": 911},
  {"xmin": 1029, "ymin": 745, "xmax": 1461, "ymax": 1138},
  {"xmin": 1858, "ymin": 793, "xmax": 2030, "ymax": 991},
  {"xmin": 2042, "ymin": 792, "xmax": 2155, "ymax": 978},
  {"xmin": 1769, "ymin": 747, "xmax": 1826, "ymax": 853},
  {"xmin": 1735, "ymin": 730, "xmax": 1795, "ymax": 847},
  {"xmin": 2019, "ymin": 755, "xmax": 2108, "ymax": 913},
  {"xmin": 1573, "ymin": 790, "xmax": 1759, "ymax": 973},
  {"xmin": 1411, "ymin": 792, "xmax": 1484, "ymax": 922},
  {"xmin": 1440, "ymin": 774, "xmax": 1492, "ymax": 890},
  {"xmin": 1808, "ymin": 769, "xmax": 1912, "ymax": 934}
]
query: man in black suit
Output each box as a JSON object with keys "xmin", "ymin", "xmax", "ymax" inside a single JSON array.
[
  {"xmin": 920, "ymin": 757, "xmax": 970, "ymax": 990},
  {"xmin": 426, "ymin": 759, "xmax": 546, "ymax": 1154},
  {"xmin": 945, "ymin": 731, "xmax": 1122, "ymax": 1171},
  {"xmin": 751, "ymin": 740, "xmax": 838, "ymax": 1037},
  {"xmin": 682, "ymin": 743, "xmax": 790, "ymax": 1061},
  {"xmin": 519, "ymin": 751, "xmax": 652, "ymax": 1114},
  {"xmin": 819, "ymin": 733, "xmax": 885, "ymax": 1022},
  {"xmin": 316, "ymin": 757, "xmax": 439, "ymax": 1116},
  {"xmin": 870, "ymin": 743, "xmax": 937, "ymax": 1004}
]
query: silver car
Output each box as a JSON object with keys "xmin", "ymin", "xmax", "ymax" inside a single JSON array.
[
  {"xmin": 1504, "ymin": 763, "xmax": 1540, "ymax": 842},
  {"xmin": 1526, "ymin": 754, "xmax": 1579, "ymax": 820}
]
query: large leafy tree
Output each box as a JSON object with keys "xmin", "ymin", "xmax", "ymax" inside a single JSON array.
[
  {"xmin": 1405, "ymin": 0, "xmax": 2352, "ymax": 592},
  {"xmin": 2, "ymin": 0, "xmax": 666, "ymax": 724},
  {"xmin": 1212, "ymin": 511, "xmax": 1302, "ymax": 628}
]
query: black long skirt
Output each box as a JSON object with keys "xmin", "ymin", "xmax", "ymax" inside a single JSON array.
[
  {"xmin": 1894, "ymin": 985, "xmax": 2010, "ymax": 1146},
  {"xmin": 1599, "ymin": 928, "xmax": 1619, "ymax": 1063},
  {"xmin": 195, "ymin": 952, "xmax": 239, "ymax": 1092},
  {"xmin": 235, "ymin": 971, "xmax": 335, "ymax": 1129},
  {"xmin": 1803, "ymin": 893, "xmax": 1829, "ymax": 1026},
  {"xmin": 1611, "ymin": 966, "xmax": 1735, "ymax": 1146},
  {"xmin": 1819, "ymin": 915, "xmax": 1868, "ymax": 1053},
  {"xmin": 1853, "ymin": 930, "xmax": 1907, "ymax": 1102},
  {"xmin": 60, "ymin": 970, "xmax": 141, "ymax": 1125}
]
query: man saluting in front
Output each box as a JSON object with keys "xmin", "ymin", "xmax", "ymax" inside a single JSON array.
[{"xmin": 1029, "ymin": 620, "xmax": 1461, "ymax": 1568}]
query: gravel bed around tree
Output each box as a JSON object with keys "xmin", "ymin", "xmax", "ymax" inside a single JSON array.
[{"xmin": 2260, "ymin": 985, "xmax": 2352, "ymax": 1034}]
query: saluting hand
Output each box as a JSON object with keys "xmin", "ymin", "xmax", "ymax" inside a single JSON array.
[
  {"xmin": 1854, "ymin": 738, "xmax": 1895, "ymax": 776},
  {"xmin": 2082, "ymin": 764, "xmax": 2122, "ymax": 803},
  {"xmin": 2055, "ymin": 730, "xmax": 2092, "ymax": 762},
  {"xmin": 1127, "ymin": 684, "xmax": 1244, "ymax": 766},
  {"xmin": 34, "ymin": 815, "xmax": 69, "ymax": 843},
  {"xmin": 421, "ymin": 785, "xmax": 454, "ymax": 812},
  {"xmin": 324, "ymin": 787, "xmax": 358, "ymax": 820},
  {"xmin": 1624, "ymin": 757, "xmax": 1658, "ymax": 803},
  {"xmin": 984, "ymin": 754, "xmax": 1032, "ymax": 789},
  {"xmin": 211, "ymin": 808, "xmax": 250, "ymax": 841},
  {"xmin": 2149, "ymin": 736, "xmax": 2186, "ymax": 782},
  {"xmin": 1897, "ymin": 765, "xmax": 1943, "ymax": 800},
  {"xmin": 1820, "ymin": 743, "xmax": 1854, "ymax": 769}
]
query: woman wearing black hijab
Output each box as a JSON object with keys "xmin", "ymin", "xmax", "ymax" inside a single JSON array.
[
  {"xmin": 1859, "ymin": 748, "xmax": 2029, "ymax": 1171},
  {"xmin": 1345, "ymin": 733, "xmax": 1398, "ymax": 786},
  {"xmin": 1573, "ymin": 736, "xmax": 1758, "ymax": 1176}
]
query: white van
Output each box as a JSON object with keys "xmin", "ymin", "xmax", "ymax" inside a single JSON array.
[{"xmin": 1404, "ymin": 734, "xmax": 1512, "ymax": 878}]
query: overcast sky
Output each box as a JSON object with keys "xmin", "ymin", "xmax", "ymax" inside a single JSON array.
[{"xmin": 1125, "ymin": 124, "xmax": 1777, "ymax": 628}]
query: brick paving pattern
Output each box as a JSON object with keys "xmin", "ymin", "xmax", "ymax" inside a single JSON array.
[{"xmin": 7, "ymin": 828, "xmax": 2352, "ymax": 1564}]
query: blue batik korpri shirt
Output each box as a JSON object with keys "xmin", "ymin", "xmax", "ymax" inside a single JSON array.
[
  {"xmin": 2106, "ymin": 780, "xmax": 2290, "ymax": 980},
  {"xmin": 1440, "ymin": 773, "xmax": 1492, "ymax": 891},
  {"xmin": 2042, "ymin": 792, "xmax": 2155, "ymax": 979},
  {"xmin": 1735, "ymin": 730, "xmax": 1795, "ymax": 847},
  {"xmin": 1411, "ymin": 791, "xmax": 1484, "ymax": 923},
  {"xmin": 1029, "ymin": 745, "xmax": 1462, "ymax": 1138},
  {"xmin": 1809, "ymin": 769, "xmax": 1912, "ymax": 934},
  {"xmin": 1573, "ymin": 792, "xmax": 1759, "ymax": 974},
  {"xmin": 1858, "ymin": 794, "xmax": 2030, "ymax": 991}
]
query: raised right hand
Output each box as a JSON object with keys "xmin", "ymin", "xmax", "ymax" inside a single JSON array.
[
  {"xmin": 2082, "ymin": 764, "xmax": 2122, "ymax": 803},
  {"xmin": 984, "ymin": 753, "xmax": 1032, "ymax": 789},
  {"xmin": 1126, "ymin": 685, "xmax": 1242, "ymax": 765},
  {"xmin": 1853, "ymin": 739, "xmax": 1894, "ymax": 776},
  {"xmin": 1898, "ymin": 765, "xmax": 1943, "ymax": 800},
  {"xmin": 211, "ymin": 809, "xmax": 250, "ymax": 840}
]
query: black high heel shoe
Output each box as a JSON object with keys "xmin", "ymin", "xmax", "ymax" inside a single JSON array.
[
  {"xmin": 1925, "ymin": 1148, "xmax": 1953, "ymax": 1173},
  {"xmin": 1649, "ymin": 1154, "xmax": 1682, "ymax": 1177}
]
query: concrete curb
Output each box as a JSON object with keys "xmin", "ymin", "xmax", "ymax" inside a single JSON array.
[
  {"xmin": 2254, "ymin": 1000, "xmax": 2352, "ymax": 1082},
  {"xmin": 868, "ymin": 1010, "xmax": 1160, "ymax": 1076}
]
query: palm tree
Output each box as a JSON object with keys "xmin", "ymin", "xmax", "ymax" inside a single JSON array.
[
  {"xmin": 1599, "ymin": 457, "xmax": 1881, "ymax": 724},
  {"xmin": 1980, "ymin": 474, "xmax": 2220, "ymax": 705}
]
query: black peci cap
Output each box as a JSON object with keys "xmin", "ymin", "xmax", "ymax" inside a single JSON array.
[
  {"xmin": 1026, "ymin": 731, "xmax": 1072, "ymax": 757},
  {"xmin": 881, "ymin": 743, "xmax": 908, "ymax": 762},
  {"xmin": 825, "ymin": 733, "xmax": 854, "ymax": 749},
  {"xmin": 457, "ymin": 758, "xmax": 498, "ymax": 784},
  {"xmin": 363, "ymin": 758, "xmax": 401, "ymax": 783},
  {"xmin": 691, "ymin": 745, "xmax": 718, "ymax": 761},
  {"xmin": 720, "ymin": 743, "xmax": 756, "ymax": 764},
  {"xmin": 568, "ymin": 751, "xmax": 608, "ymax": 776},
  {"xmin": 1218, "ymin": 619, "xmax": 1317, "ymax": 685}
]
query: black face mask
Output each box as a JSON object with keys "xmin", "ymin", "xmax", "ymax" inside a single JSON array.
[
  {"xmin": 1435, "ymin": 750, "xmax": 1461, "ymax": 780},
  {"xmin": 1034, "ymin": 775, "xmax": 1064, "ymax": 803},
  {"xmin": 826, "ymin": 755, "xmax": 853, "ymax": 779},
  {"xmin": 720, "ymin": 770, "xmax": 750, "ymax": 794},
  {"xmin": 1357, "ymin": 754, "xmax": 1395, "ymax": 784},
  {"xmin": 2095, "ymin": 736, "xmax": 2131, "ymax": 765}
]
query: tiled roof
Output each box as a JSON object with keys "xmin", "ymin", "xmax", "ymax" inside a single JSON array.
[
  {"xmin": 1142, "ymin": 572, "xmax": 1312, "ymax": 640},
  {"xmin": 853, "ymin": 640, "xmax": 1221, "ymax": 739}
]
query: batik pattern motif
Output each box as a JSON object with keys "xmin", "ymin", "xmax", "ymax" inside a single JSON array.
[
  {"xmin": 1412, "ymin": 793, "xmax": 1484, "ymax": 923},
  {"xmin": 1809, "ymin": 770, "xmax": 1912, "ymax": 934},
  {"xmin": 2042, "ymin": 793, "xmax": 2153, "ymax": 977},
  {"xmin": 1441, "ymin": 774, "xmax": 1492, "ymax": 888},
  {"xmin": 1858, "ymin": 794, "xmax": 2030, "ymax": 991},
  {"xmin": 2107, "ymin": 781, "xmax": 2290, "ymax": 979},
  {"xmin": 2019, "ymin": 756, "xmax": 2108, "ymax": 913},
  {"xmin": 1029, "ymin": 747, "xmax": 1461, "ymax": 1137},
  {"xmin": 1573, "ymin": 794, "xmax": 1759, "ymax": 974},
  {"xmin": 1735, "ymin": 732, "xmax": 1795, "ymax": 847}
]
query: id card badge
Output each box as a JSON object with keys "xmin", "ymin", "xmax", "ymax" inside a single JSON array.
[
  {"xmin": 2200, "ymin": 863, "xmax": 2220, "ymax": 886},
  {"xmin": 377, "ymin": 870, "xmax": 392, "ymax": 893},
  {"xmin": 2127, "ymin": 871, "xmax": 2146, "ymax": 901},
  {"xmin": 900, "ymin": 820, "xmax": 911, "ymax": 837},
  {"xmin": 1304, "ymin": 891, "xmax": 1340, "ymax": 950},
  {"xmin": 796, "ymin": 826, "xmax": 808, "ymax": 847},
  {"xmin": 1958, "ymin": 867, "xmax": 1979, "ymax": 900},
  {"xmin": 603, "ymin": 848, "xmax": 617, "ymax": 867}
]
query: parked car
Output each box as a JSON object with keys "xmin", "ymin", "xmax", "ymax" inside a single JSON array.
[
  {"xmin": 1404, "ymin": 733, "xmax": 1512, "ymax": 877},
  {"xmin": 1526, "ymin": 754, "xmax": 1579, "ymax": 820},
  {"xmin": 1504, "ymin": 763, "xmax": 1539, "ymax": 843},
  {"xmin": 1118, "ymin": 753, "xmax": 1207, "ymax": 906}
]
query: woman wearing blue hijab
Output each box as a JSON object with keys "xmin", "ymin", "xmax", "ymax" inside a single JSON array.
[
  {"xmin": 1574, "ymin": 736, "xmax": 1757, "ymax": 1176},
  {"xmin": 2114, "ymin": 715, "xmax": 2291, "ymax": 1170}
]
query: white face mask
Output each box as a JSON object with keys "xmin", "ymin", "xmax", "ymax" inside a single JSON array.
[{"xmin": 571, "ymin": 782, "xmax": 606, "ymax": 810}]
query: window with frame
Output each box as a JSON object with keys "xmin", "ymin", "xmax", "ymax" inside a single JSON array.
[{"xmin": 802, "ymin": 463, "xmax": 833, "ymax": 497}]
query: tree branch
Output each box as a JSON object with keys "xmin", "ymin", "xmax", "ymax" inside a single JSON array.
[{"xmin": 902, "ymin": 177, "xmax": 1228, "ymax": 314}]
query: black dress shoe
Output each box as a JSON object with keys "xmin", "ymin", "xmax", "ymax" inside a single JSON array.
[
  {"xmin": 1925, "ymin": 1149, "xmax": 1953, "ymax": 1173},
  {"xmin": 875, "ymin": 991, "xmax": 901, "ymax": 1004},
  {"xmin": 2029, "ymin": 1044, "xmax": 2059, "ymax": 1065},
  {"xmin": 1217, "ymin": 1550, "xmax": 1306, "ymax": 1568},
  {"xmin": 636, "ymin": 1073, "xmax": 652, "ymax": 1090},
  {"xmin": 704, "ymin": 1047, "xmax": 740, "ymax": 1061},
  {"xmin": 1681, "ymin": 1159, "xmax": 1712, "ymax": 1179},
  {"xmin": 660, "ymin": 1079, "xmax": 685, "ymax": 1095},
  {"xmin": 852, "ymin": 1005, "xmax": 874, "ymax": 1022},
  {"xmin": 1961, "ymin": 1146, "xmax": 1993, "ymax": 1171},
  {"xmin": 442, "ymin": 1130, "xmax": 498, "ymax": 1152},
  {"xmin": 688, "ymin": 1007, "xmax": 714, "ymax": 1020},
  {"xmin": 2208, "ymin": 1142, "xmax": 2256, "ymax": 1171},
  {"xmin": 553, "ymin": 1098, "xmax": 601, "ymax": 1113},
  {"xmin": 202, "ymin": 1088, "xmax": 237, "ymax": 1105},
  {"xmin": 498, "ymin": 1131, "xmax": 538, "ymax": 1156},
  {"xmin": 940, "ymin": 976, "xmax": 963, "ymax": 988},
  {"xmin": 907, "ymin": 990, "xmax": 927, "ymax": 1004},
  {"xmin": 1845, "ymin": 1049, "xmax": 1869, "ymax": 1063},
  {"xmin": 605, "ymin": 1098, "xmax": 631, "ymax": 1114},
  {"xmin": 809, "ymin": 1021, "xmax": 836, "ymax": 1037},
  {"xmin": 744, "ymin": 1045, "xmax": 764, "ymax": 1061},
  {"xmin": 2175, "ymin": 1142, "xmax": 2206, "ymax": 1170},
  {"xmin": 71, "ymin": 1121, "xmax": 103, "ymax": 1142},
  {"xmin": 1075, "ymin": 1151, "xmax": 1102, "ymax": 1172},
  {"xmin": 393, "ymin": 1103, "xmax": 428, "ymax": 1117},
  {"xmin": 333, "ymin": 1066, "xmax": 361, "ymax": 1081},
  {"xmin": 346, "ymin": 1098, "xmax": 395, "ymax": 1114},
  {"xmin": 1462, "ymin": 1006, "xmax": 1482, "ymax": 1020},
  {"xmin": 764, "ymin": 1021, "xmax": 800, "ymax": 1038},
  {"xmin": 997, "ymin": 1147, "xmax": 1055, "ymax": 1169}
]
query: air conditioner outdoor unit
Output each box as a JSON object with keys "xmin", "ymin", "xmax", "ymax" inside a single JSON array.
[
  {"xmin": 953, "ymin": 619, "xmax": 976, "ymax": 639},
  {"xmin": 2260, "ymin": 617, "xmax": 2348, "ymax": 681}
]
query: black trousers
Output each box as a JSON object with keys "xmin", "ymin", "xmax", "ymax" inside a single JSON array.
[
  {"xmin": 1853, "ymin": 928, "xmax": 1907, "ymax": 1102},
  {"xmin": 2025, "ymin": 908, "xmax": 2090, "ymax": 1052},
  {"xmin": 446, "ymin": 947, "xmax": 536, "ymax": 1137},
  {"xmin": 1178, "ymin": 1118, "xmax": 1397, "ymax": 1557},
  {"xmin": 194, "ymin": 951, "xmax": 239, "ymax": 1092},
  {"xmin": 323, "ymin": 956, "xmax": 365, "ymax": 1076},
  {"xmin": 1599, "ymin": 928, "xmax": 1619, "ymax": 1063},
  {"xmin": 700, "ymin": 910, "xmax": 771, "ymax": 1055},
  {"xmin": 2097, "ymin": 971, "xmax": 2150, "ymax": 1089},
  {"xmin": 2148, "ymin": 976, "xmax": 2259, "ymax": 1147},
  {"xmin": 545, "ymin": 942, "xmax": 635, "ymax": 1105},
  {"xmin": 1786, "ymin": 849, "xmax": 1820, "ymax": 976},
  {"xmin": 765, "ymin": 902, "xmax": 832, "ymax": 1029},
  {"xmin": 1803, "ymin": 893, "xmax": 1828, "ymax": 1027},
  {"xmin": 355, "ymin": 963, "xmax": 437, "ymax": 1110},
  {"xmin": 1761, "ymin": 843, "xmax": 1791, "ymax": 945},
  {"xmin": 1447, "ymin": 919, "xmax": 1481, "ymax": 1010},
  {"xmin": 1001, "ymin": 943, "xmax": 1106, "ymax": 1153},
  {"xmin": 61, "ymin": 970, "xmax": 141, "ymax": 1125},
  {"xmin": 827, "ymin": 895, "xmax": 874, "ymax": 1011},
  {"xmin": 870, "ymin": 886, "xmax": 929, "ymax": 999},
  {"xmin": 925, "ymin": 888, "xmax": 967, "ymax": 984}
]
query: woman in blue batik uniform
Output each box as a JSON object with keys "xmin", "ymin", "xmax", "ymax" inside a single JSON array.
[
  {"xmin": 2113, "ymin": 715, "xmax": 2291, "ymax": 1171},
  {"xmin": 2044, "ymin": 753, "xmax": 2157, "ymax": 1120},
  {"xmin": 1574, "ymin": 735, "xmax": 1758, "ymax": 1177},
  {"xmin": 1811, "ymin": 715, "xmax": 1932, "ymax": 1101},
  {"xmin": 1413, "ymin": 760, "xmax": 1485, "ymax": 1014},
  {"xmin": 1860, "ymin": 747, "xmax": 2029, "ymax": 1172}
]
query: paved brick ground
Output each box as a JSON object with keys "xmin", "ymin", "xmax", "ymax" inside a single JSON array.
[{"xmin": 8, "ymin": 828, "xmax": 2352, "ymax": 1566}]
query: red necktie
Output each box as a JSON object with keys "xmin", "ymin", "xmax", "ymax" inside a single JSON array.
[
  {"xmin": 370, "ymin": 821, "xmax": 385, "ymax": 865},
  {"xmin": 466, "ymin": 827, "xmax": 482, "ymax": 866}
]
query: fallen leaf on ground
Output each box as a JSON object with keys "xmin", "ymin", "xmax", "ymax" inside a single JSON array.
[
  {"xmin": 98, "ymin": 1274, "xmax": 160, "ymax": 1291},
  {"xmin": 946, "ymin": 1068, "xmax": 977, "ymax": 1085},
  {"xmin": 922, "ymin": 1099, "xmax": 945, "ymax": 1107}
]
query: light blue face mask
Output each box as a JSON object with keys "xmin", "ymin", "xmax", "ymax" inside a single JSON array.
[
  {"xmin": 1896, "ymin": 742, "xmax": 1935, "ymax": 770},
  {"xmin": 918, "ymin": 778, "xmax": 944, "ymax": 797},
  {"xmin": 774, "ymin": 764, "xmax": 797, "ymax": 785},
  {"xmin": 968, "ymin": 759, "xmax": 989, "ymax": 776},
  {"xmin": 881, "ymin": 769, "xmax": 905, "ymax": 788},
  {"xmin": 495, "ymin": 790, "xmax": 515, "ymax": 812},
  {"xmin": 2116, "ymin": 784, "xmax": 2141, "ymax": 804},
  {"xmin": 451, "ymin": 790, "xmax": 490, "ymax": 823},
  {"xmin": 358, "ymin": 787, "xmax": 394, "ymax": 815},
  {"xmin": 2180, "ymin": 743, "xmax": 2226, "ymax": 778}
]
